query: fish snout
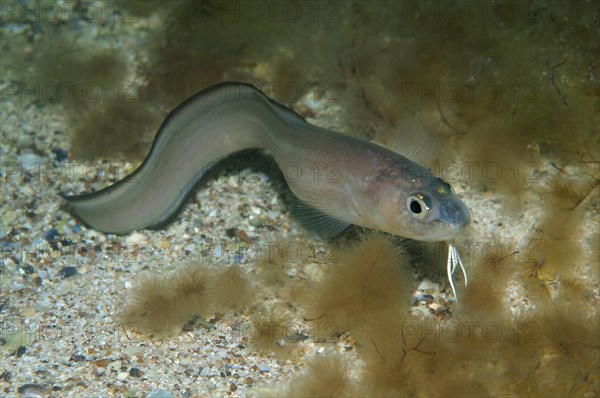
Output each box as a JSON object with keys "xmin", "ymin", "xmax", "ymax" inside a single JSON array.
[{"xmin": 440, "ymin": 198, "xmax": 471, "ymax": 230}]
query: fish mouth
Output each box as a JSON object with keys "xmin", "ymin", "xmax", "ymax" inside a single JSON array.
[
  {"xmin": 417, "ymin": 200, "xmax": 471, "ymax": 242},
  {"xmin": 419, "ymin": 223, "xmax": 468, "ymax": 242}
]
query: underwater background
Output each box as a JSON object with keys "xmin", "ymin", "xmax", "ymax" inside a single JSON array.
[{"xmin": 1, "ymin": 1, "xmax": 598, "ymax": 396}]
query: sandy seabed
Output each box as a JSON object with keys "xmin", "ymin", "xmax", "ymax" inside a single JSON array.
[{"xmin": 1, "ymin": 1, "xmax": 599, "ymax": 397}]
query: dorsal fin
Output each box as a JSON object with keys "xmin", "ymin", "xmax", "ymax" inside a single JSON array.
[{"xmin": 392, "ymin": 121, "xmax": 439, "ymax": 164}]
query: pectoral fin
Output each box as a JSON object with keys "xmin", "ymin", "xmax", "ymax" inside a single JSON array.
[{"xmin": 290, "ymin": 197, "xmax": 351, "ymax": 239}]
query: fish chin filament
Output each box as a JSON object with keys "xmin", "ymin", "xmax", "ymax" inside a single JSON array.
[{"xmin": 446, "ymin": 243, "xmax": 468, "ymax": 302}]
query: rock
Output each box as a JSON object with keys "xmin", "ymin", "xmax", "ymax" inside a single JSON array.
[
  {"xmin": 108, "ymin": 360, "xmax": 122, "ymax": 371},
  {"xmin": 125, "ymin": 232, "xmax": 148, "ymax": 245},
  {"xmin": 258, "ymin": 364, "xmax": 270, "ymax": 372},
  {"xmin": 1, "ymin": 209, "xmax": 18, "ymax": 227},
  {"xmin": 129, "ymin": 368, "xmax": 144, "ymax": 377},
  {"xmin": 43, "ymin": 228, "xmax": 59, "ymax": 241},
  {"xmin": 55, "ymin": 280, "xmax": 73, "ymax": 296},
  {"xmin": 19, "ymin": 152, "xmax": 43, "ymax": 168},
  {"xmin": 17, "ymin": 383, "xmax": 47, "ymax": 397},
  {"xmin": 59, "ymin": 266, "xmax": 77, "ymax": 279},
  {"xmin": 147, "ymin": 389, "xmax": 175, "ymax": 398}
]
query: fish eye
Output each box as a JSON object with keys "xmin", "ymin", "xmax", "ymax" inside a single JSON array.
[{"xmin": 406, "ymin": 194, "xmax": 431, "ymax": 219}]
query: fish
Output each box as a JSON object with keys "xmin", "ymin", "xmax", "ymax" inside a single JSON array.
[{"xmin": 61, "ymin": 82, "xmax": 471, "ymax": 297}]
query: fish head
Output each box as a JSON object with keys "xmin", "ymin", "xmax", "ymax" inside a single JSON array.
[{"xmin": 378, "ymin": 176, "xmax": 471, "ymax": 241}]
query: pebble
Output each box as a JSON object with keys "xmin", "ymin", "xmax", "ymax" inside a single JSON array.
[
  {"xmin": 12, "ymin": 283, "xmax": 26, "ymax": 292},
  {"xmin": 125, "ymin": 232, "xmax": 148, "ymax": 246},
  {"xmin": 147, "ymin": 389, "xmax": 175, "ymax": 398},
  {"xmin": 43, "ymin": 228, "xmax": 59, "ymax": 241},
  {"xmin": 86, "ymin": 230, "xmax": 106, "ymax": 243},
  {"xmin": 17, "ymin": 383, "xmax": 46, "ymax": 397},
  {"xmin": 1, "ymin": 209, "xmax": 18, "ymax": 227},
  {"xmin": 18, "ymin": 152, "xmax": 43, "ymax": 168},
  {"xmin": 16, "ymin": 345, "xmax": 26, "ymax": 358},
  {"xmin": 129, "ymin": 368, "xmax": 144, "ymax": 377},
  {"xmin": 258, "ymin": 364, "xmax": 270, "ymax": 373},
  {"xmin": 185, "ymin": 243, "xmax": 196, "ymax": 254},
  {"xmin": 157, "ymin": 239, "xmax": 170, "ymax": 249},
  {"xmin": 52, "ymin": 148, "xmax": 69, "ymax": 163},
  {"xmin": 414, "ymin": 292, "xmax": 434, "ymax": 303},
  {"xmin": 417, "ymin": 279, "xmax": 436, "ymax": 292},
  {"xmin": 19, "ymin": 185, "xmax": 34, "ymax": 196},
  {"xmin": 249, "ymin": 217, "xmax": 265, "ymax": 227},
  {"xmin": 54, "ymin": 280, "xmax": 73, "ymax": 296},
  {"xmin": 0, "ymin": 371, "xmax": 12, "ymax": 382},
  {"xmin": 93, "ymin": 359, "xmax": 110, "ymax": 367},
  {"xmin": 109, "ymin": 360, "xmax": 122, "ymax": 371},
  {"xmin": 59, "ymin": 266, "xmax": 77, "ymax": 279}
]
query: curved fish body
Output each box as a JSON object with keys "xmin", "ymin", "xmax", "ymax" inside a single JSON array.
[{"xmin": 62, "ymin": 82, "xmax": 470, "ymax": 241}]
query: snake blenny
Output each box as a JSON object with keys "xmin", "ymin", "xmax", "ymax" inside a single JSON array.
[{"xmin": 62, "ymin": 82, "xmax": 471, "ymax": 299}]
